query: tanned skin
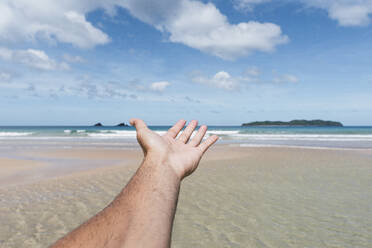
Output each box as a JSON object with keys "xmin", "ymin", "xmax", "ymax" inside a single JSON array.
[{"xmin": 50, "ymin": 119, "xmax": 219, "ymax": 248}]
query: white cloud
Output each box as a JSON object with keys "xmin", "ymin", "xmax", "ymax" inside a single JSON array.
[
  {"xmin": 0, "ymin": 0, "xmax": 288, "ymax": 59},
  {"xmin": 233, "ymin": 0, "xmax": 271, "ymax": 11},
  {"xmin": 149, "ymin": 81, "xmax": 171, "ymax": 92},
  {"xmin": 245, "ymin": 66, "xmax": 261, "ymax": 77},
  {"xmin": 0, "ymin": 72, "xmax": 12, "ymax": 81},
  {"xmin": 119, "ymin": 0, "xmax": 182, "ymax": 27},
  {"xmin": 1, "ymin": 0, "xmax": 370, "ymax": 66},
  {"xmin": 303, "ymin": 0, "xmax": 372, "ymax": 27},
  {"xmin": 125, "ymin": 80, "xmax": 171, "ymax": 93},
  {"xmin": 193, "ymin": 68, "xmax": 299, "ymax": 90},
  {"xmin": 63, "ymin": 54, "xmax": 85, "ymax": 63},
  {"xmin": 192, "ymin": 71, "xmax": 238, "ymax": 90},
  {"xmin": 234, "ymin": 0, "xmax": 372, "ymax": 27},
  {"xmin": 0, "ymin": 47, "xmax": 69, "ymax": 70},
  {"xmin": 0, "ymin": 0, "xmax": 111, "ymax": 48},
  {"xmin": 121, "ymin": 0, "xmax": 288, "ymax": 60},
  {"xmin": 273, "ymin": 74, "xmax": 299, "ymax": 83}
]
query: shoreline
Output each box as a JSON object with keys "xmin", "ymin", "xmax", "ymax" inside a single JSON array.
[
  {"xmin": 2, "ymin": 125, "xmax": 372, "ymax": 151},
  {"xmin": 233, "ymin": 143, "xmax": 372, "ymax": 151},
  {"xmin": 1, "ymin": 144, "xmax": 372, "ymax": 189},
  {"xmin": 1, "ymin": 145, "xmax": 371, "ymax": 247},
  {"xmin": 1, "ymin": 145, "xmax": 372, "ymax": 247}
]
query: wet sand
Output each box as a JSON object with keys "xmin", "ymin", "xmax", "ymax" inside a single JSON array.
[{"xmin": 0, "ymin": 146, "xmax": 371, "ymax": 247}]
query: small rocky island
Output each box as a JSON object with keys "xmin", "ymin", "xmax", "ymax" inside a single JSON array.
[
  {"xmin": 116, "ymin": 123, "xmax": 129, "ymax": 127},
  {"xmin": 242, "ymin": 119, "xmax": 343, "ymax": 127},
  {"xmin": 93, "ymin": 122, "xmax": 103, "ymax": 127}
]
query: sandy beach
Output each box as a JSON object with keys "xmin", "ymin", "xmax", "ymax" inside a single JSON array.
[{"xmin": 1, "ymin": 145, "xmax": 371, "ymax": 247}]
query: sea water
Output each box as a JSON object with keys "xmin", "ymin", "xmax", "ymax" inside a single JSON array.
[{"xmin": 1, "ymin": 125, "xmax": 372, "ymax": 149}]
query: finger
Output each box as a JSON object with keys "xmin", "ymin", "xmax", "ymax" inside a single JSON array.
[
  {"xmin": 198, "ymin": 135, "xmax": 219, "ymax": 154},
  {"xmin": 129, "ymin": 118, "xmax": 149, "ymax": 132},
  {"xmin": 166, "ymin": 119, "xmax": 186, "ymax": 138},
  {"xmin": 178, "ymin": 120, "xmax": 198, "ymax": 143},
  {"xmin": 188, "ymin": 125, "xmax": 207, "ymax": 146}
]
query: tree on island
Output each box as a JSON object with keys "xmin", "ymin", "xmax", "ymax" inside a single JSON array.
[
  {"xmin": 117, "ymin": 123, "xmax": 129, "ymax": 127},
  {"xmin": 242, "ymin": 119, "xmax": 343, "ymax": 127},
  {"xmin": 93, "ymin": 122, "xmax": 129, "ymax": 127}
]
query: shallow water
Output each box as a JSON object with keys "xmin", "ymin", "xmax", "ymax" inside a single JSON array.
[
  {"xmin": 173, "ymin": 149, "xmax": 372, "ymax": 247},
  {"xmin": 2, "ymin": 125, "xmax": 372, "ymax": 149},
  {"xmin": 0, "ymin": 148, "xmax": 371, "ymax": 247}
]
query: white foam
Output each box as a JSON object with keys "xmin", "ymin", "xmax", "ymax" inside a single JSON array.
[
  {"xmin": 219, "ymin": 134, "xmax": 372, "ymax": 141},
  {"xmin": 2, "ymin": 128, "xmax": 372, "ymax": 145},
  {"xmin": 236, "ymin": 144, "xmax": 372, "ymax": 150},
  {"xmin": 61, "ymin": 130, "xmax": 372, "ymax": 142},
  {"xmin": 206, "ymin": 130, "xmax": 240, "ymax": 135},
  {"xmin": 87, "ymin": 130, "xmax": 167, "ymax": 139},
  {"xmin": 64, "ymin": 129, "xmax": 86, "ymax": 134},
  {"xmin": 0, "ymin": 132, "xmax": 33, "ymax": 137}
]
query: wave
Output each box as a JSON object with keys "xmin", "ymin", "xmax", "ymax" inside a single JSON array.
[
  {"xmin": 0, "ymin": 132, "xmax": 34, "ymax": 137},
  {"xmin": 236, "ymin": 144, "xmax": 370, "ymax": 150},
  {"xmin": 2, "ymin": 129, "xmax": 372, "ymax": 142},
  {"xmin": 85, "ymin": 131, "xmax": 372, "ymax": 141},
  {"xmin": 87, "ymin": 130, "xmax": 167, "ymax": 138},
  {"xmin": 207, "ymin": 130, "xmax": 240, "ymax": 135},
  {"xmin": 220, "ymin": 134, "xmax": 372, "ymax": 141},
  {"xmin": 64, "ymin": 129, "xmax": 87, "ymax": 134}
]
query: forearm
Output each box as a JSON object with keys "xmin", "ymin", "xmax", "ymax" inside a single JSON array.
[
  {"xmin": 51, "ymin": 118, "xmax": 217, "ymax": 248},
  {"xmin": 120, "ymin": 156, "xmax": 181, "ymax": 247},
  {"xmin": 51, "ymin": 156, "xmax": 181, "ymax": 248}
]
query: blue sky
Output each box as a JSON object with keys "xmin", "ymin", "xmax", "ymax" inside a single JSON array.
[{"xmin": 0, "ymin": 0, "xmax": 372, "ymax": 125}]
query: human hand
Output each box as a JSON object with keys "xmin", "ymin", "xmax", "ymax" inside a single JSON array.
[{"xmin": 130, "ymin": 118, "xmax": 219, "ymax": 180}]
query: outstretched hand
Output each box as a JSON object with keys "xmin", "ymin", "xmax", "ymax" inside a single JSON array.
[
  {"xmin": 130, "ymin": 118, "xmax": 219, "ymax": 180},
  {"xmin": 50, "ymin": 119, "xmax": 219, "ymax": 248}
]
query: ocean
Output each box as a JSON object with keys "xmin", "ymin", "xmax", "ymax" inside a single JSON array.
[{"xmin": 1, "ymin": 125, "xmax": 372, "ymax": 149}]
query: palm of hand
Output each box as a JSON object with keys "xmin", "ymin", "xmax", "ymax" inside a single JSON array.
[{"xmin": 131, "ymin": 119, "xmax": 218, "ymax": 179}]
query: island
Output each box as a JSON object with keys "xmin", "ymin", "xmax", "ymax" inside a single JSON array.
[
  {"xmin": 93, "ymin": 122, "xmax": 103, "ymax": 127},
  {"xmin": 242, "ymin": 119, "xmax": 343, "ymax": 127},
  {"xmin": 116, "ymin": 123, "xmax": 129, "ymax": 127}
]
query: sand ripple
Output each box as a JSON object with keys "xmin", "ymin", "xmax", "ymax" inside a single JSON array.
[{"xmin": 0, "ymin": 148, "xmax": 371, "ymax": 247}]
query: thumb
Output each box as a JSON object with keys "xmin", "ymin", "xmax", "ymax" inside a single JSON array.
[
  {"xmin": 130, "ymin": 118, "xmax": 149, "ymax": 133},
  {"xmin": 130, "ymin": 118, "xmax": 150, "ymax": 154}
]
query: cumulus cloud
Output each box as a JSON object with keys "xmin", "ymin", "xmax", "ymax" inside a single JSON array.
[
  {"xmin": 119, "ymin": 0, "xmax": 182, "ymax": 27},
  {"xmin": 0, "ymin": 0, "xmax": 288, "ymax": 59},
  {"xmin": 184, "ymin": 96, "xmax": 201, "ymax": 103},
  {"xmin": 234, "ymin": 0, "xmax": 372, "ymax": 27},
  {"xmin": 273, "ymin": 74, "xmax": 299, "ymax": 83},
  {"xmin": 62, "ymin": 79, "xmax": 171, "ymax": 100},
  {"xmin": 233, "ymin": 0, "xmax": 271, "ymax": 11},
  {"xmin": 245, "ymin": 66, "xmax": 261, "ymax": 77},
  {"xmin": 192, "ymin": 71, "xmax": 238, "ymax": 90},
  {"xmin": 2, "ymin": 0, "xmax": 370, "ymax": 65},
  {"xmin": 149, "ymin": 81, "xmax": 171, "ymax": 92},
  {"xmin": 120, "ymin": 0, "xmax": 288, "ymax": 60},
  {"xmin": 63, "ymin": 54, "xmax": 85, "ymax": 63},
  {"xmin": 64, "ymin": 79, "xmax": 131, "ymax": 99},
  {"xmin": 124, "ymin": 80, "xmax": 171, "ymax": 93},
  {"xmin": 0, "ymin": 0, "xmax": 111, "ymax": 48},
  {"xmin": 0, "ymin": 72, "xmax": 12, "ymax": 82},
  {"xmin": 303, "ymin": 0, "xmax": 372, "ymax": 27},
  {"xmin": 192, "ymin": 67, "xmax": 264, "ymax": 90},
  {"xmin": 192, "ymin": 68, "xmax": 299, "ymax": 90},
  {"xmin": 0, "ymin": 47, "xmax": 69, "ymax": 70}
]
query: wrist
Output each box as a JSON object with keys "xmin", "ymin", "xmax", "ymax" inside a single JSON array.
[{"xmin": 142, "ymin": 154, "xmax": 182, "ymax": 184}]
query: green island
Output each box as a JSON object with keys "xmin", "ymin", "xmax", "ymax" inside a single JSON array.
[{"xmin": 242, "ymin": 119, "xmax": 343, "ymax": 127}]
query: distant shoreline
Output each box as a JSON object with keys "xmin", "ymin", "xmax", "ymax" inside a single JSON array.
[{"xmin": 242, "ymin": 119, "xmax": 343, "ymax": 127}]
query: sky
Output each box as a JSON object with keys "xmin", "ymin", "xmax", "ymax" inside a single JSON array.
[{"xmin": 0, "ymin": 0, "xmax": 372, "ymax": 125}]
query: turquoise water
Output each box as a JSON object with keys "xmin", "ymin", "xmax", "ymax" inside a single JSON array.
[{"xmin": 1, "ymin": 126, "xmax": 372, "ymax": 149}]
